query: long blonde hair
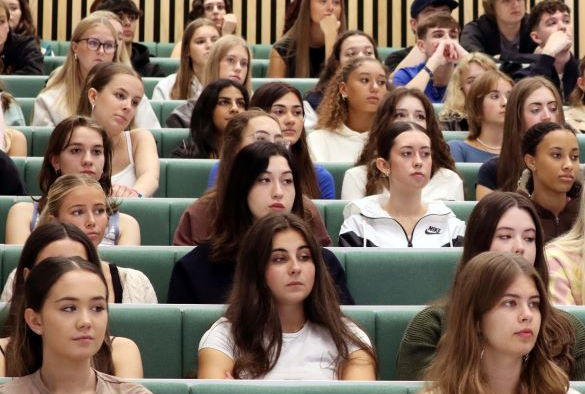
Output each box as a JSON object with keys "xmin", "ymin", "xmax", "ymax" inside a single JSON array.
[
  {"xmin": 202, "ymin": 34, "xmax": 252, "ymax": 93},
  {"xmin": 41, "ymin": 14, "xmax": 118, "ymax": 116},
  {"xmin": 90, "ymin": 10, "xmax": 132, "ymax": 67},
  {"xmin": 172, "ymin": 18, "xmax": 219, "ymax": 100},
  {"xmin": 439, "ymin": 52, "xmax": 497, "ymax": 123},
  {"xmin": 38, "ymin": 174, "xmax": 114, "ymax": 226}
]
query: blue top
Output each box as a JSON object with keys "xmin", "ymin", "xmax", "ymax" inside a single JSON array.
[
  {"xmin": 448, "ymin": 140, "xmax": 498, "ymax": 163},
  {"xmin": 392, "ymin": 63, "xmax": 447, "ymax": 103},
  {"xmin": 207, "ymin": 162, "xmax": 336, "ymax": 199}
]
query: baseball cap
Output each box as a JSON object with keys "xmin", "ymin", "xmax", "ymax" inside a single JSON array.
[{"xmin": 411, "ymin": 0, "xmax": 459, "ymax": 18}]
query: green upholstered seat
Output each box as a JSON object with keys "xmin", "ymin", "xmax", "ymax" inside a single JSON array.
[
  {"xmin": 15, "ymin": 97, "xmax": 35, "ymax": 125},
  {"xmin": 251, "ymin": 44, "xmax": 272, "ymax": 59},
  {"xmin": 318, "ymin": 162, "xmax": 353, "ymax": 199},
  {"xmin": 3, "ymin": 75, "xmax": 48, "ymax": 97},
  {"xmin": 149, "ymin": 57, "xmax": 180, "ymax": 76},
  {"xmin": 456, "ymin": 162, "xmax": 481, "ymax": 201},
  {"xmin": 109, "ymin": 304, "xmax": 182, "ymax": 378},
  {"xmin": 143, "ymin": 77, "xmax": 161, "ymax": 98},
  {"xmin": 344, "ymin": 248, "xmax": 462, "ymax": 305},
  {"xmin": 164, "ymin": 158, "xmax": 217, "ymax": 198},
  {"xmin": 156, "ymin": 43, "xmax": 177, "ymax": 57},
  {"xmin": 252, "ymin": 78, "xmax": 317, "ymax": 96}
]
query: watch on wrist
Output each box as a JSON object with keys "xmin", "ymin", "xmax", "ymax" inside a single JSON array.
[{"xmin": 423, "ymin": 65, "xmax": 433, "ymax": 78}]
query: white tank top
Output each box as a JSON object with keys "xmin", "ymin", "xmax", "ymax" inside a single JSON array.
[{"xmin": 111, "ymin": 131, "xmax": 137, "ymax": 188}]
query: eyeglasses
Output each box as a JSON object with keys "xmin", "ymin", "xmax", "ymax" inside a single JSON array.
[
  {"xmin": 203, "ymin": 2, "xmax": 226, "ymax": 12},
  {"xmin": 77, "ymin": 38, "xmax": 117, "ymax": 54}
]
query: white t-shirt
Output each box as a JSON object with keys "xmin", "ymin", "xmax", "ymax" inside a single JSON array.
[
  {"xmin": 307, "ymin": 124, "xmax": 369, "ymax": 163},
  {"xmin": 199, "ymin": 317, "xmax": 371, "ymax": 380}
]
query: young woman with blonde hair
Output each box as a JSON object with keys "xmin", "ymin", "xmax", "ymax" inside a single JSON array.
[
  {"xmin": 448, "ymin": 69, "xmax": 513, "ymax": 163},
  {"xmin": 32, "ymin": 14, "xmax": 159, "ymax": 128},
  {"xmin": 308, "ymin": 57, "xmax": 388, "ymax": 163},
  {"xmin": 438, "ymin": 52, "xmax": 497, "ymax": 131},
  {"xmin": 268, "ymin": 0, "xmax": 346, "ymax": 78},
  {"xmin": 423, "ymin": 251, "xmax": 579, "ymax": 394},
  {"xmin": 153, "ymin": 18, "xmax": 220, "ymax": 100},
  {"xmin": 90, "ymin": 10, "xmax": 132, "ymax": 67}
]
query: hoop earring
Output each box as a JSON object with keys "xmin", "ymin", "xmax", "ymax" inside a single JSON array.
[
  {"xmin": 74, "ymin": 53, "xmax": 78, "ymax": 61},
  {"xmin": 91, "ymin": 103, "xmax": 95, "ymax": 112}
]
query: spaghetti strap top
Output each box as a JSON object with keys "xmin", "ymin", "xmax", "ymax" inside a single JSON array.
[
  {"xmin": 0, "ymin": 344, "xmax": 4, "ymax": 356},
  {"xmin": 108, "ymin": 263, "xmax": 123, "ymax": 303},
  {"xmin": 111, "ymin": 131, "xmax": 137, "ymax": 188}
]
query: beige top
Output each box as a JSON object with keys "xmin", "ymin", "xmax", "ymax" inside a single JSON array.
[{"xmin": 0, "ymin": 369, "xmax": 152, "ymax": 394}]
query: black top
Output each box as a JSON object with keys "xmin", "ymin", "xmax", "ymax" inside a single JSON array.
[
  {"xmin": 0, "ymin": 150, "xmax": 26, "ymax": 195},
  {"xmin": 477, "ymin": 156, "xmax": 499, "ymax": 190},
  {"xmin": 384, "ymin": 47, "xmax": 411, "ymax": 73},
  {"xmin": 1, "ymin": 31, "xmax": 43, "ymax": 75},
  {"xmin": 460, "ymin": 14, "xmax": 537, "ymax": 63},
  {"xmin": 273, "ymin": 38, "xmax": 325, "ymax": 78},
  {"xmin": 167, "ymin": 243, "xmax": 355, "ymax": 304},
  {"xmin": 512, "ymin": 53, "xmax": 579, "ymax": 103},
  {"xmin": 131, "ymin": 42, "xmax": 164, "ymax": 78}
]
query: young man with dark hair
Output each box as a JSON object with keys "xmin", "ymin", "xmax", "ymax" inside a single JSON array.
[
  {"xmin": 393, "ymin": 14, "xmax": 468, "ymax": 103},
  {"xmin": 96, "ymin": 0, "xmax": 164, "ymax": 77},
  {"xmin": 385, "ymin": 0, "xmax": 458, "ymax": 73},
  {"xmin": 513, "ymin": 0, "xmax": 576, "ymax": 101},
  {"xmin": 461, "ymin": 0, "xmax": 536, "ymax": 63}
]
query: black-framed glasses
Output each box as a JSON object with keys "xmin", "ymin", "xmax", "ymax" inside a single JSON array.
[{"xmin": 77, "ymin": 38, "xmax": 117, "ymax": 54}]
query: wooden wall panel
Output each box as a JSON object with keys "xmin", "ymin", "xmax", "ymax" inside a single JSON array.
[{"xmin": 30, "ymin": 0, "xmax": 584, "ymax": 58}]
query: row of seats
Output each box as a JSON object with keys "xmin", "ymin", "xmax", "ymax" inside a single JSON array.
[
  {"xmin": 42, "ymin": 40, "xmax": 401, "ymax": 60},
  {"xmin": 0, "ymin": 196, "xmax": 477, "ymax": 245},
  {"xmin": 0, "ymin": 244, "xmax": 462, "ymax": 305},
  {"xmin": 42, "ymin": 57, "xmax": 271, "ymax": 78},
  {"xmin": 4, "ymin": 76, "xmax": 318, "ymax": 99},
  {"xmin": 15, "ymin": 127, "xmax": 585, "ymax": 164},
  {"xmin": 8, "ymin": 157, "xmax": 482, "ymax": 201},
  {"xmin": 2, "ymin": 300, "xmax": 585, "ymax": 381}
]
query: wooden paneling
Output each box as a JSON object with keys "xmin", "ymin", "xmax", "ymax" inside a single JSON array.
[{"xmin": 30, "ymin": 0, "xmax": 584, "ymax": 58}]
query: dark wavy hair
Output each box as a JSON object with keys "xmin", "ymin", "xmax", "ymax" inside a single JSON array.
[
  {"xmin": 250, "ymin": 82, "xmax": 320, "ymax": 198},
  {"xmin": 173, "ymin": 79, "xmax": 249, "ymax": 158},
  {"xmin": 209, "ymin": 142, "xmax": 304, "ymax": 262},
  {"xmin": 226, "ymin": 213, "xmax": 377, "ymax": 378}
]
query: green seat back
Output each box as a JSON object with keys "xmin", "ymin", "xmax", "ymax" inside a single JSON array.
[
  {"xmin": 141, "ymin": 381, "xmax": 189, "ymax": 394},
  {"xmin": 165, "ymin": 159, "xmax": 217, "ymax": 198},
  {"xmin": 252, "ymin": 78, "xmax": 317, "ymax": 96},
  {"xmin": 345, "ymin": 248, "xmax": 462, "ymax": 305},
  {"xmin": 161, "ymin": 129, "xmax": 190, "ymax": 158},
  {"xmin": 375, "ymin": 306, "xmax": 425, "ymax": 380},
  {"xmin": 23, "ymin": 157, "xmax": 43, "ymax": 196},
  {"xmin": 189, "ymin": 382, "xmax": 411, "ymax": 393},
  {"xmin": 442, "ymin": 131, "xmax": 467, "ymax": 142},
  {"xmin": 446, "ymin": 201, "xmax": 476, "ymax": 221},
  {"xmin": 251, "ymin": 59, "xmax": 268, "ymax": 78},
  {"xmin": 0, "ymin": 222, "xmax": 22, "ymax": 266},
  {"xmin": 319, "ymin": 162, "xmax": 352, "ymax": 199},
  {"xmin": 99, "ymin": 246, "xmax": 177, "ymax": 301},
  {"xmin": 157, "ymin": 43, "xmax": 176, "ymax": 57},
  {"xmin": 118, "ymin": 199, "xmax": 172, "ymax": 246},
  {"xmin": 29, "ymin": 127, "xmax": 53, "ymax": 156},
  {"xmin": 577, "ymin": 134, "xmax": 585, "ymax": 162},
  {"xmin": 377, "ymin": 47, "xmax": 404, "ymax": 60},
  {"xmin": 313, "ymin": 200, "xmax": 347, "ymax": 246},
  {"xmin": 3, "ymin": 75, "xmax": 48, "ymax": 97},
  {"xmin": 57, "ymin": 41, "xmax": 71, "ymax": 56},
  {"xmin": 150, "ymin": 101, "xmax": 163, "ymax": 125},
  {"xmin": 15, "ymin": 98, "xmax": 35, "ymax": 125},
  {"xmin": 109, "ymin": 305, "xmax": 182, "ymax": 378},
  {"xmin": 252, "ymin": 44, "xmax": 272, "ymax": 59},
  {"xmin": 181, "ymin": 305, "xmax": 225, "ymax": 377},
  {"xmin": 42, "ymin": 56, "xmax": 65, "ymax": 75},
  {"xmin": 455, "ymin": 162, "xmax": 481, "ymax": 200},
  {"xmin": 160, "ymin": 101, "xmax": 186, "ymax": 126},
  {"xmin": 143, "ymin": 77, "xmax": 161, "ymax": 98},
  {"xmin": 150, "ymin": 57, "xmax": 179, "ymax": 76}
]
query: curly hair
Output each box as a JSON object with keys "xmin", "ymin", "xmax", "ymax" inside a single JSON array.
[{"xmin": 316, "ymin": 57, "xmax": 388, "ymax": 131}]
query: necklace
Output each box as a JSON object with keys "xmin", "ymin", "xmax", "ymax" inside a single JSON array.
[{"xmin": 475, "ymin": 137, "xmax": 501, "ymax": 151}]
